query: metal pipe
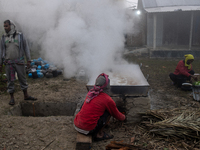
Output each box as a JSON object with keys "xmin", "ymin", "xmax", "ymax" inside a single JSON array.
[
  {"xmin": 32, "ymin": 103, "xmax": 35, "ymax": 117},
  {"xmin": 153, "ymin": 13, "xmax": 157, "ymax": 50},
  {"xmin": 189, "ymin": 12, "xmax": 194, "ymax": 50}
]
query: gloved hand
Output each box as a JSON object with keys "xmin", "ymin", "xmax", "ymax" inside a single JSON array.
[{"xmin": 191, "ymin": 75, "xmax": 198, "ymax": 81}]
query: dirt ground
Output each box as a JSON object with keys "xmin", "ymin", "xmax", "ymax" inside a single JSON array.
[{"xmin": 1, "ymin": 55, "xmax": 200, "ymax": 150}]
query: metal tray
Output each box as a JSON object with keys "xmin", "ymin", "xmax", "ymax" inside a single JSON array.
[
  {"xmin": 86, "ymin": 65, "xmax": 150, "ymax": 96},
  {"xmin": 86, "ymin": 85, "xmax": 150, "ymax": 97},
  {"xmin": 192, "ymin": 86, "xmax": 200, "ymax": 101}
]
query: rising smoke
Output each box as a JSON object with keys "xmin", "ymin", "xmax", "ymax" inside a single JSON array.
[{"xmin": 0, "ymin": 0, "xmax": 147, "ymax": 85}]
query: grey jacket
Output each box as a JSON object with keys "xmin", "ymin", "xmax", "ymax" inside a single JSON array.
[{"xmin": 0, "ymin": 31, "xmax": 31, "ymax": 65}]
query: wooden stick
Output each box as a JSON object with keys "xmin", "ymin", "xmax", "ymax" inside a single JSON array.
[
  {"xmin": 182, "ymin": 142, "xmax": 189, "ymax": 150},
  {"xmin": 32, "ymin": 103, "xmax": 35, "ymax": 117},
  {"xmin": 41, "ymin": 139, "xmax": 55, "ymax": 150},
  {"xmin": 172, "ymin": 145, "xmax": 178, "ymax": 150}
]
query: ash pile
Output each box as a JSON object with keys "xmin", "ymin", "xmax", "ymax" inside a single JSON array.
[{"xmin": 26, "ymin": 57, "xmax": 62, "ymax": 79}]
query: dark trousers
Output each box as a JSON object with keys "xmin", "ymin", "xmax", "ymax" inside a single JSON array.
[
  {"xmin": 79, "ymin": 102, "xmax": 111, "ymax": 136},
  {"xmin": 6, "ymin": 64, "xmax": 28, "ymax": 93},
  {"xmin": 169, "ymin": 70, "xmax": 194, "ymax": 87},
  {"xmin": 88, "ymin": 110, "xmax": 110, "ymax": 137}
]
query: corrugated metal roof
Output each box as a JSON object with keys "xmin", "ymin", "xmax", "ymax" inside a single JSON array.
[
  {"xmin": 141, "ymin": 0, "xmax": 200, "ymax": 13},
  {"xmin": 142, "ymin": 0, "xmax": 200, "ymax": 8},
  {"xmin": 142, "ymin": 0, "xmax": 158, "ymax": 8},
  {"xmin": 145, "ymin": 6, "xmax": 200, "ymax": 13}
]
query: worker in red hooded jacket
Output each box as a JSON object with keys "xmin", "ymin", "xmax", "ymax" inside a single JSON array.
[
  {"xmin": 74, "ymin": 73, "xmax": 126, "ymax": 141},
  {"xmin": 169, "ymin": 54, "xmax": 197, "ymax": 88}
]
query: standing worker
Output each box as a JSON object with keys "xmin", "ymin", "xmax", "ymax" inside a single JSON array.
[
  {"xmin": 74, "ymin": 73, "xmax": 126, "ymax": 141},
  {"xmin": 169, "ymin": 54, "xmax": 197, "ymax": 88},
  {"xmin": 0, "ymin": 20, "xmax": 37, "ymax": 105}
]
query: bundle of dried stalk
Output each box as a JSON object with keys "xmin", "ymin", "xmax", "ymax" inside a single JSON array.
[{"xmin": 140, "ymin": 107, "xmax": 200, "ymax": 140}]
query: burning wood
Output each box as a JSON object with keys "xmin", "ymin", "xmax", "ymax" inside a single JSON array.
[{"xmin": 105, "ymin": 141, "xmax": 146, "ymax": 150}]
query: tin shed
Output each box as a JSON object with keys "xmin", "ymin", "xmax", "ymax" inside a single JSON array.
[{"xmin": 137, "ymin": 0, "xmax": 200, "ymax": 57}]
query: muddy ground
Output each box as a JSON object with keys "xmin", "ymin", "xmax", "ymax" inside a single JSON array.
[{"xmin": 1, "ymin": 54, "xmax": 200, "ymax": 150}]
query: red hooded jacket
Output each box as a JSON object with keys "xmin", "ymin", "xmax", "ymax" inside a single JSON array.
[
  {"xmin": 174, "ymin": 60, "xmax": 192, "ymax": 77},
  {"xmin": 74, "ymin": 92, "xmax": 125, "ymax": 131}
]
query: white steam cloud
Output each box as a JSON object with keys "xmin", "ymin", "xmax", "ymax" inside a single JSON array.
[{"xmin": 0, "ymin": 0, "xmax": 148, "ymax": 85}]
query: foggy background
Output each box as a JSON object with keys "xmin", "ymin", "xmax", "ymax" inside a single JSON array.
[{"xmin": 0, "ymin": 0, "xmax": 148, "ymax": 85}]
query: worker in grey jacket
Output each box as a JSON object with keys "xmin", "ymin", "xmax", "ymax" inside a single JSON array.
[{"xmin": 0, "ymin": 20, "xmax": 37, "ymax": 105}]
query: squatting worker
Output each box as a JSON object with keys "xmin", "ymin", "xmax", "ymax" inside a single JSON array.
[
  {"xmin": 74, "ymin": 73, "xmax": 126, "ymax": 141},
  {"xmin": 0, "ymin": 20, "xmax": 37, "ymax": 105},
  {"xmin": 169, "ymin": 54, "xmax": 197, "ymax": 87}
]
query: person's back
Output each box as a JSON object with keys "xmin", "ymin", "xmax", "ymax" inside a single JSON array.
[
  {"xmin": 74, "ymin": 73, "xmax": 125, "ymax": 141},
  {"xmin": 74, "ymin": 92, "xmax": 125, "ymax": 131}
]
